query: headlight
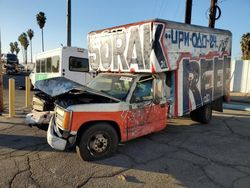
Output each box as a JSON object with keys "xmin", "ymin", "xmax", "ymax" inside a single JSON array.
[{"xmin": 55, "ymin": 106, "xmax": 71, "ymax": 130}]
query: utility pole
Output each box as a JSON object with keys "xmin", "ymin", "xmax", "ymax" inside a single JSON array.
[
  {"xmin": 185, "ymin": 0, "xmax": 193, "ymax": 24},
  {"xmin": 0, "ymin": 29, "xmax": 3, "ymax": 112},
  {"xmin": 67, "ymin": 0, "xmax": 71, "ymax": 47},
  {"xmin": 208, "ymin": 0, "xmax": 218, "ymax": 28}
]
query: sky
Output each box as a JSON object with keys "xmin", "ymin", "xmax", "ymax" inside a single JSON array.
[{"xmin": 0, "ymin": 0, "xmax": 249, "ymax": 63}]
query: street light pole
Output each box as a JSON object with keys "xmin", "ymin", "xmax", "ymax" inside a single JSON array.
[
  {"xmin": 67, "ymin": 0, "xmax": 71, "ymax": 47},
  {"xmin": 185, "ymin": 0, "xmax": 193, "ymax": 24},
  {"xmin": 0, "ymin": 29, "xmax": 3, "ymax": 112}
]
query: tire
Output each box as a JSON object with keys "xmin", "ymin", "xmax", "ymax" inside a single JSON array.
[
  {"xmin": 190, "ymin": 104, "xmax": 212, "ymax": 124},
  {"xmin": 199, "ymin": 104, "xmax": 212, "ymax": 124},
  {"xmin": 190, "ymin": 109, "xmax": 199, "ymax": 122},
  {"xmin": 76, "ymin": 123, "xmax": 118, "ymax": 161}
]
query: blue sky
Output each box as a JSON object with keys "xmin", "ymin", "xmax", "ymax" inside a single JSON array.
[{"xmin": 0, "ymin": 0, "xmax": 249, "ymax": 63}]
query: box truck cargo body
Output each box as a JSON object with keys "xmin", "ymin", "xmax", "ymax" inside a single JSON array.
[{"xmin": 43, "ymin": 19, "xmax": 232, "ymax": 161}]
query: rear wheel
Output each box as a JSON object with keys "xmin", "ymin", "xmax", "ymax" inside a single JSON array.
[
  {"xmin": 76, "ymin": 123, "xmax": 118, "ymax": 161},
  {"xmin": 190, "ymin": 104, "xmax": 212, "ymax": 124}
]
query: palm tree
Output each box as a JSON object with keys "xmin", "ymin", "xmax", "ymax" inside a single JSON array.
[
  {"xmin": 36, "ymin": 12, "xmax": 46, "ymax": 52},
  {"xmin": 18, "ymin": 33, "xmax": 29, "ymax": 64},
  {"xmin": 14, "ymin": 41, "xmax": 20, "ymax": 55},
  {"xmin": 27, "ymin": 29, "xmax": 34, "ymax": 63},
  {"xmin": 240, "ymin": 33, "xmax": 250, "ymax": 60},
  {"xmin": 15, "ymin": 47, "xmax": 20, "ymax": 56},
  {"xmin": 9, "ymin": 42, "xmax": 15, "ymax": 54}
]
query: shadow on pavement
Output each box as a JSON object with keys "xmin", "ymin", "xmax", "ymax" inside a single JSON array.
[
  {"xmin": 0, "ymin": 133, "xmax": 50, "ymax": 152},
  {"xmin": 88, "ymin": 113, "xmax": 250, "ymax": 187}
]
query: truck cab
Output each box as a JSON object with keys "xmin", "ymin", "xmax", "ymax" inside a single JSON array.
[{"xmin": 46, "ymin": 72, "xmax": 167, "ymax": 160}]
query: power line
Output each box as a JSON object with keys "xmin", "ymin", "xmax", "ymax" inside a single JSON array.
[{"xmin": 217, "ymin": 0, "xmax": 228, "ymax": 4}]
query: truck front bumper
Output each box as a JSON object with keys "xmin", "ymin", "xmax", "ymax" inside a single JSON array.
[
  {"xmin": 47, "ymin": 115, "xmax": 67, "ymax": 151},
  {"xmin": 25, "ymin": 111, "xmax": 54, "ymax": 125}
]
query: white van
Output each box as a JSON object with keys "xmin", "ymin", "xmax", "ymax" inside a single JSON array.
[{"xmin": 30, "ymin": 46, "xmax": 94, "ymax": 87}]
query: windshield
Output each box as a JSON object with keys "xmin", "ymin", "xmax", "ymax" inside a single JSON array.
[{"xmin": 88, "ymin": 74, "xmax": 135, "ymax": 101}]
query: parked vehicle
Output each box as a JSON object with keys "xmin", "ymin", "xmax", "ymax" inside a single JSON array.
[
  {"xmin": 38, "ymin": 19, "xmax": 231, "ymax": 161},
  {"xmin": 1, "ymin": 53, "xmax": 19, "ymax": 74},
  {"xmin": 30, "ymin": 46, "xmax": 94, "ymax": 87},
  {"xmin": 25, "ymin": 47, "xmax": 95, "ymax": 128}
]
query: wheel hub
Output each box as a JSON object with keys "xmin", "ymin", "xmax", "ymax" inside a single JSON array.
[{"xmin": 90, "ymin": 134, "xmax": 108, "ymax": 153}]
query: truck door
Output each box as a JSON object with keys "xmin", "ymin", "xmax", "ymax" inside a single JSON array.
[{"xmin": 126, "ymin": 76, "xmax": 167, "ymax": 140}]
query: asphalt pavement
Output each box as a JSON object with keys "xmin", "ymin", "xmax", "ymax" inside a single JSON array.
[{"xmin": 0, "ymin": 90, "xmax": 250, "ymax": 187}]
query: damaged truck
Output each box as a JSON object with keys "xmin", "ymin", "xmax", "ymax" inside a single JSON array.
[{"xmin": 41, "ymin": 19, "xmax": 231, "ymax": 161}]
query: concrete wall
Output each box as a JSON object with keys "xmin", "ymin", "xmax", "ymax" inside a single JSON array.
[{"xmin": 230, "ymin": 60, "xmax": 250, "ymax": 93}]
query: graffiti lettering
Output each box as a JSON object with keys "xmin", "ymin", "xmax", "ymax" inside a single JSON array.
[
  {"xmin": 113, "ymin": 32, "xmax": 128, "ymax": 70},
  {"xmin": 88, "ymin": 23, "xmax": 152, "ymax": 72},
  {"xmin": 88, "ymin": 22, "xmax": 230, "ymax": 73},
  {"xmin": 153, "ymin": 24, "xmax": 168, "ymax": 69},
  {"xmin": 166, "ymin": 29, "xmax": 217, "ymax": 49},
  {"xmin": 182, "ymin": 56, "xmax": 229, "ymax": 114}
]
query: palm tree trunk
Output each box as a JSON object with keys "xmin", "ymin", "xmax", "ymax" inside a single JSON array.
[
  {"xmin": 42, "ymin": 28, "xmax": 44, "ymax": 52},
  {"xmin": 25, "ymin": 49, "xmax": 27, "ymax": 64},
  {"xmin": 30, "ymin": 40, "xmax": 33, "ymax": 63},
  {"xmin": 21, "ymin": 47, "xmax": 25, "ymax": 63}
]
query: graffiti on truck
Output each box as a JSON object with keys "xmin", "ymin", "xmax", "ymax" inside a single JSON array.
[
  {"xmin": 88, "ymin": 23, "xmax": 153, "ymax": 72},
  {"xmin": 165, "ymin": 29, "xmax": 218, "ymax": 49},
  {"xmin": 175, "ymin": 54, "xmax": 231, "ymax": 116},
  {"xmin": 88, "ymin": 23, "xmax": 231, "ymax": 73}
]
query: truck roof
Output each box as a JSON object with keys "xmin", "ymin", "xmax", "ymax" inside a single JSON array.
[
  {"xmin": 35, "ymin": 46, "xmax": 87, "ymax": 59},
  {"xmin": 89, "ymin": 18, "xmax": 232, "ymax": 36}
]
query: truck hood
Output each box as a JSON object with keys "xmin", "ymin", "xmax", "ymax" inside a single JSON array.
[{"xmin": 34, "ymin": 77, "xmax": 121, "ymax": 102}]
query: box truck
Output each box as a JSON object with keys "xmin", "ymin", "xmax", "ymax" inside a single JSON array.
[{"xmin": 40, "ymin": 19, "xmax": 231, "ymax": 161}]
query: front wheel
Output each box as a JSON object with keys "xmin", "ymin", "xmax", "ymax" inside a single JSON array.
[{"xmin": 76, "ymin": 123, "xmax": 118, "ymax": 161}]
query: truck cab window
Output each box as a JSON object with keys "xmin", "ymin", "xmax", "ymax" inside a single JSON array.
[{"xmin": 132, "ymin": 77, "xmax": 153, "ymax": 103}]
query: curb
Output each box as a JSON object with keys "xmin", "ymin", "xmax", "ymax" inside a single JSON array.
[{"xmin": 223, "ymin": 103, "xmax": 250, "ymax": 111}]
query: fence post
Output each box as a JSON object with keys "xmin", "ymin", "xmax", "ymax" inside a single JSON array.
[
  {"xmin": 25, "ymin": 76, "xmax": 31, "ymax": 108},
  {"xmin": 9, "ymin": 79, "xmax": 15, "ymax": 117}
]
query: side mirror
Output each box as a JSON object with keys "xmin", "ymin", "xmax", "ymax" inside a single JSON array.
[{"xmin": 153, "ymin": 78, "xmax": 163, "ymax": 105}]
